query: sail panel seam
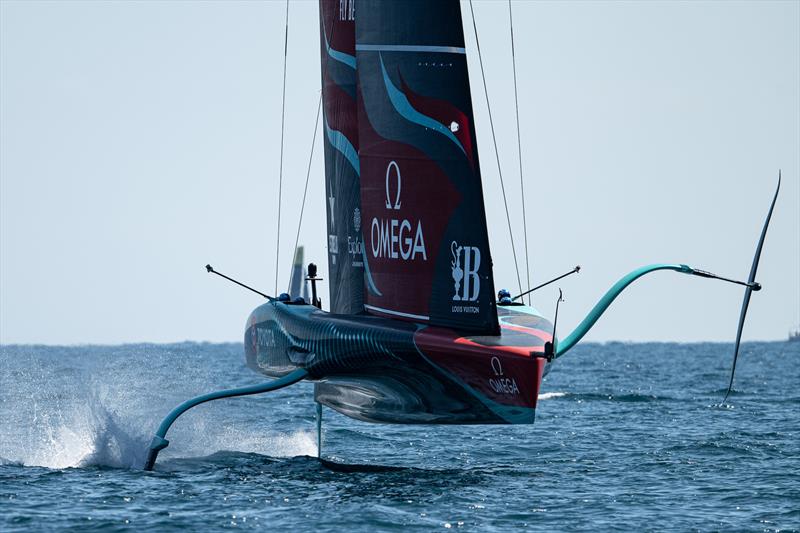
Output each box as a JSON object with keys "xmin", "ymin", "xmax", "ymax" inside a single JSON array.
[{"xmin": 357, "ymin": 44, "xmax": 466, "ymax": 54}]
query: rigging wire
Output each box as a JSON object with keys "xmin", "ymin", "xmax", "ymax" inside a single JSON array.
[
  {"xmin": 274, "ymin": 0, "xmax": 289, "ymax": 295},
  {"xmin": 468, "ymin": 0, "xmax": 523, "ymax": 298},
  {"xmin": 285, "ymin": 5, "xmax": 340, "ymax": 295},
  {"xmin": 286, "ymin": 96, "xmax": 323, "ymax": 295},
  {"xmin": 508, "ymin": 0, "xmax": 531, "ymax": 306}
]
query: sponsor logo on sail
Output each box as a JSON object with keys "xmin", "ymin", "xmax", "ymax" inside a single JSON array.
[
  {"xmin": 370, "ymin": 161, "xmax": 427, "ymax": 261},
  {"xmin": 349, "ymin": 207, "xmax": 364, "ymax": 267},
  {"xmin": 328, "ymin": 194, "xmax": 337, "ymax": 264},
  {"xmin": 451, "ymin": 240, "xmax": 481, "ymax": 303},
  {"xmin": 384, "ymin": 161, "xmax": 402, "ymax": 210},
  {"xmin": 339, "ymin": 0, "xmax": 354, "ymax": 21}
]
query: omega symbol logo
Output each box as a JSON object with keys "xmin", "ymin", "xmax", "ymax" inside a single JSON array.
[
  {"xmin": 385, "ymin": 160, "xmax": 402, "ymax": 210},
  {"xmin": 488, "ymin": 355, "xmax": 520, "ymax": 396},
  {"xmin": 451, "ymin": 240, "xmax": 481, "ymax": 301},
  {"xmin": 370, "ymin": 161, "xmax": 427, "ymax": 262}
]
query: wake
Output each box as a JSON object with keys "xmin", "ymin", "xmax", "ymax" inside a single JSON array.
[{"xmin": 538, "ymin": 391, "xmax": 568, "ymax": 400}]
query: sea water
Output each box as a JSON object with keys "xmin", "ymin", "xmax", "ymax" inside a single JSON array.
[{"xmin": 1, "ymin": 342, "xmax": 797, "ymax": 531}]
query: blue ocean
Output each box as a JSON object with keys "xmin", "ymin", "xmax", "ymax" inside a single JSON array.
[{"xmin": 1, "ymin": 342, "xmax": 797, "ymax": 531}]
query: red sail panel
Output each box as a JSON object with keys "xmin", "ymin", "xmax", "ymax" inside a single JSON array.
[
  {"xmin": 355, "ymin": 0, "xmax": 499, "ymax": 334},
  {"xmin": 319, "ymin": 0, "xmax": 363, "ymax": 314}
]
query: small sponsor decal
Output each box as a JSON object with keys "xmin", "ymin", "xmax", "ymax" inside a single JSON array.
[
  {"xmin": 451, "ymin": 241, "xmax": 481, "ymax": 304},
  {"xmin": 255, "ymin": 327, "xmax": 276, "ymax": 349},
  {"xmin": 488, "ymin": 356, "xmax": 520, "ymax": 396},
  {"xmin": 328, "ymin": 195, "xmax": 336, "ymax": 230},
  {"xmin": 339, "ymin": 0, "xmax": 354, "ymax": 21}
]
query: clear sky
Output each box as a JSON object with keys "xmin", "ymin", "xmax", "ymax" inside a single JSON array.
[{"xmin": 1, "ymin": 0, "xmax": 798, "ymax": 344}]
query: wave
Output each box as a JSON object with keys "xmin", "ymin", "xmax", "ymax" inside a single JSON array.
[{"xmin": 538, "ymin": 391, "xmax": 670, "ymax": 403}]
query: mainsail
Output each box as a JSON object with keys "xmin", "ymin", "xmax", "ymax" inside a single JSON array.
[
  {"xmin": 355, "ymin": 0, "xmax": 499, "ymax": 333},
  {"xmin": 319, "ymin": 0, "xmax": 364, "ymax": 314}
]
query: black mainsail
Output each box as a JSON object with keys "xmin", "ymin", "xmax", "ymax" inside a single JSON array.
[{"xmin": 355, "ymin": 0, "xmax": 499, "ymax": 334}]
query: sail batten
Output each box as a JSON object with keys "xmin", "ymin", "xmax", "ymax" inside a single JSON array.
[{"xmin": 356, "ymin": 44, "xmax": 467, "ymax": 54}]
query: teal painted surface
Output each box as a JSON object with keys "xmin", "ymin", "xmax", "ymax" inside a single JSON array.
[
  {"xmin": 378, "ymin": 55, "xmax": 464, "ymax": 153},
  {"xmin": 144, "ymin": 368, "xmax": 308, "ymax": 470},
  {"xmin": 323, "ymin": 30, "xmax": 356, "ymax": 70},
  {"xmin": 556, "ymin": 264, "xmax": 694, "ymax": 357},
  {"xmin": 324, "ymin": 119, "xmax": 360, "ymax": 176}
]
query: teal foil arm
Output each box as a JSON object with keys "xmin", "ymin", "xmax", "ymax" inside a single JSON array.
[
  {"xmin": 555, "ymin": 264, "xmax": 694, "ymax": 358},
  {"xmin": 143, "ymin": 368, "xmax": 308, "ymax": 471}
]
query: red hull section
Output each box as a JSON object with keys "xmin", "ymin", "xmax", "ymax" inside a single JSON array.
[{"xmin": 416, "ymin": 328, "xmax": 547, "ymax": 414}]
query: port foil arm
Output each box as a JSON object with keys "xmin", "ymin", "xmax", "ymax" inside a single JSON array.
[
  {"xmin": 143, "ymin": 368, "xmax": 308, "ymax": 471},
  {"xmin": 555, "ymin": 264, "xmax": 694, "ymax": 358}
]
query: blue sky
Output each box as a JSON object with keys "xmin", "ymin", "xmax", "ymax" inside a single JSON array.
[{"xmin": 1, "ymin": 0, "xmax": 798, "ymax": 344}]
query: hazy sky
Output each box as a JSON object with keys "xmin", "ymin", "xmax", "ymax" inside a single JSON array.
[{"xmin": 1, "ymin": 0, "xmax": 798, "ymax": 344}]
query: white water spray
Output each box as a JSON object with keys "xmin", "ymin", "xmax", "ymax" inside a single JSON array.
[{"xmin": 0, "ymin": 344, "xmax": 317, "ymax": 469}]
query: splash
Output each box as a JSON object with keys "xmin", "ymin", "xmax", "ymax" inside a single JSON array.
[
  {"xmin": 0, "ymin": 344, "xmax": 318, "ymax": 470},
  {"xmin": 210, "ymin": 428, "xmax": 318, "ymax": 458},
  {"xmin": 538, "ymin": 391, "xmax": 567, "ymax": 400},
  {"xmin": 19, "ymin": 399, "xmax": 148, "ymax": 470},
  {"xmin": 3, "ymin": 389, "xmax": 318, "ymax": 470},
  {"xmin": 9, "ymin": 405, "xmax": 317, "ymax": 470}
]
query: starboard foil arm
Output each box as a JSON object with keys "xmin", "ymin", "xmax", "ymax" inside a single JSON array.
[
  {"xmin": 557, "ymin": 175, "xmax": 779, "ymax": 379},
  {"xmin": 555, "ymin": 263, "xmax": 694, "ymax": 358},
  {"xmin": 554, "ymin": 262, "xmax": 767, "ymax": 358},
  {"xmin": 554, "ymin": 262, "xmax": 766, "ymax": 358},
  {"xmin": 143, "ymin": 368, "xmax": 308, "ymax": 471}
]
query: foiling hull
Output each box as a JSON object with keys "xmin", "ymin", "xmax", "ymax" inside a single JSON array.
[{"xmin": 245, "ymin": 302, "xmax": 553, "ymax": 424}]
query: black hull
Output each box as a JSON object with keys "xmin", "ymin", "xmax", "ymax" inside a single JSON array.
[{"xmin": 245, "ymin": 301, "xmax": 553, "ymax": 424}]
